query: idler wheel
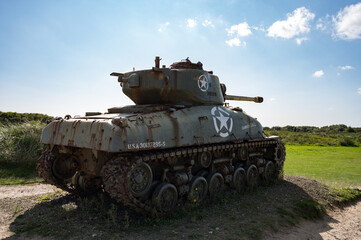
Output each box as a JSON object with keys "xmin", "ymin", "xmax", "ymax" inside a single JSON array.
[
  {"xmin": 36, "ymin": 150, "xmax": 78, "ymax": 194},
  {"xmin": 128, "ymin": 162, "xmax": 153, "ymax": 197},
  {"xmin": 152, "ymin": 182, "xmax": 178, "ymax": 214},
  {"xmin": 246, "ymin": 165, "xmax": 258, "ymax": 190},
  {"xmin": 263, "ymin": 161, "xmax": 276, "ymax": 184},
  {"xmin": 232, "ymin": 167, "xmax": 246, "ymax": 192},
  {"xmin": 274, "ymin": 143, "xmax": 285, "ymax": 161},
  {"xmin": 188, "ymin": 176, "xmax": 208, "ymax": 203},
  {"xmin": 207, "ymin": 172, "xmax": 224, "ymax": 199},
  {"xmin": 52, "ymin": 156, "xmax": 78, "ymax": 180},
  {"xmin": 198, "ymin": 151, "xmax": 212, "ymax": 168}
]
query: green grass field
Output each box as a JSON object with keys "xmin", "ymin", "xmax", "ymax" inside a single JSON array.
[
  {"xmin": 0, "ymin": 161, "xmax": 42, "ymax": 185},
  {"xmin": 285, "ymin": 145, "xmax": 361, "ymax": 187},
  {"xmin": 1, "ymin": 144, "xmax": 360, "ymax": 187}
]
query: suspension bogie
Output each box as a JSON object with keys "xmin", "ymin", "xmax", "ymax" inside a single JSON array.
[{"xmin": 37, "ymin": 139, "xmax": 285, "ymax": 215}]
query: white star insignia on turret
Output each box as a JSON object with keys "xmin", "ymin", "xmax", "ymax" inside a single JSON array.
[{"xmin": 197, "ymin": 74, "xmax": 209, "ymax": 92}]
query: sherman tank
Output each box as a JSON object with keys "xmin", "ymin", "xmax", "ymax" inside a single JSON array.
[{"xmin": 37, "ymin": 57, "xmax": 285, "ymax": 215}]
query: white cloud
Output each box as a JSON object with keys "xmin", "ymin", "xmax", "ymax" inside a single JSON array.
[
  {"xmin": 358, "ymin": 87, "xmax": 361, "ymax": 95},
  {"xmin": 339, "ymin": 65, "xmax": 354, "ymax": 70},
  {"xmin": 225, "ymin": 37, "xmax": 240, "ymax": 47},
  {"xmin": 202, "ymin": 20, "xmax": 214, "ymax": 28},
  {"xmin": 316, "ymin": 15, "xmax": 331, "ymax": 31},
  {"xmin": 316, "ymin": 23, "xmax": 324, "ymax": 30},
  {"xmin": 225, "ymin": 37, "xmax": 246, "ymax": 47},
  {"xmin": 267, "ymin": 7, "xmax": 315, "ymax": 39},
  {"xmin": 158, "ymin": 22, "xmax": 170, "ymax": 32},
  {"xmin": 187, "ymin": 19, "xmax": 197, "ymax": 28},
  {"xmin": 252, "ymin": 25, "xmax": 266, "ymax": 32},
  {"xmin": 295, "ymin": 37, "xmax": 308, "ymax": 45},
  {"xmin": 313, "ymin": 70, "xmax": 324, "ymax": 78},
  {"xmin": 269, "ymin": 97, "xmax": 276, "ymax": 102},
  {"xmin": 333, "ymin": 2, "xmax": 361, "ymax": 40},
  {"xmin": 226, "ymin": 22, "xmax": 252, "ymax": 37}
]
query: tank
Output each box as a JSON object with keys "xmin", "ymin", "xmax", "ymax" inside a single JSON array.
[{"xmin": 36, "ymin": 57, "xmax": 285, "ymax": 215}]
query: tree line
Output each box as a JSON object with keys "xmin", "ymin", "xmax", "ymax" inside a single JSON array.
[
  {"xmin": 0, "ymin": 111, "xmax": 53, "ymax": 125},
  {"xmin": 264, "ymin": 124, "xmax": 361, "ymax": 133}
]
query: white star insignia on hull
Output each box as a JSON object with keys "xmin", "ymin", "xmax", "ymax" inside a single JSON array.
[{"xmin": 211, "ymin": 106, "xmax": 233, "ymax": 137}]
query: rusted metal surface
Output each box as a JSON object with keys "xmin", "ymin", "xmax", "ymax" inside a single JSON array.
[
  {"xmin": 41, "ymin": 105, "xmax": 264, "ymax": 152},
  {"xmin": 99, "ymin": 138, "xmax": 284, "ymax": 214},
  {"xmin": 224, "ymin": 95, "xmax": 263, "ymax": 103},
  {"xmin": 37, "ymin": 56, "xmax": 286, "ymax": 216},
  {"xmin": 169, "ymin": 57, "xmax": 203, "ymax": 70}
]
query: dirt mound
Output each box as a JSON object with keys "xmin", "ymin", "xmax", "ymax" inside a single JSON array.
[
  {"xmin": 0, "ymin": 176, "xmax": 360, "ymax": 240},
  {"xmin": 267, "ymin": 201, "xmax": 361, "ymax": 240}
]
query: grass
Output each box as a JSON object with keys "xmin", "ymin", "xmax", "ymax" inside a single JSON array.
[
  {"xmin": 2, "ymin": 145, "xmax": 360, "ymax": 188},
  {"xmin": 293, "ymin": 199, "xmax": 325, "ymax": 219},
  {"xmin": 1, "ymin": 120, "xmax": 360, "ymax": 186},
  {"xmin": 0, "ymin": 121, "xmax": 45, "ymax": 185},
  {"xmin": 0, "ymin": 161, "xmax": 42, "ymax": 185},
  {"xmin": 0, "ymin": 121, "xmax": 46, "ymax": 162},
  {"xmin": 330, "ymin": 188, "xmax": 361, "ymax": 203},
  {"xmin": 285, "ymin": 145, "xmax": 361, "ymax": 187}
]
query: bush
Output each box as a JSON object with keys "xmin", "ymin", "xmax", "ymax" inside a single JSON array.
[
  {"xmin": 265, "ymin": 124, "xmax": 361, "ymax": 146},
  {"xmin": 0, "ymin": 111, "xmax": 53, "ymax": 125},
  {"xmin": 0, "ymin": 122, "xmax": 46, "ymax": 162},
  {"xmin": 339, "ymin": 137, "xmax": 356, "ymax": 147}
]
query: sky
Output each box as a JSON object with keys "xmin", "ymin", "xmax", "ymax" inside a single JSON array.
[{"xmin": 0, "ymin": 0, "xmax": 360, "ymax": 127}]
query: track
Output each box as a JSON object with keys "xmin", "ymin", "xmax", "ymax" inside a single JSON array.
[
  {"xmin": 37, "ymin": 138, "xmax": 285, "ymax": 215},
  {"xmin": 100, "ymin": 138, "xmax": 285, "ymax": 215}
]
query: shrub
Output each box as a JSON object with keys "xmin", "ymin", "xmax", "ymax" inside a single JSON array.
[
  {"xmin": 0, "ymin": 122, "xmax": 46, "ymax": 162},
  {"xmin": 339, "ymin": 137, "xmax": 356, "ymax": 147},
  {"xmin": 0, "ymin": 111, "xmax": 53, "ymax": 125}
]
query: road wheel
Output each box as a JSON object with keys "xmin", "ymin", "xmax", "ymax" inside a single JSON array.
[
  {"xmin": 152, "ymin": 182, "xmax": 178, "ymax": 214},
  {"xmin": 188, "ymin": 176, "xmax": 208, "ymax": 204},
  {"xmin": 247, "ymin": 165, "xmax": 258, "ymax": 191},
  {"xmin": 207, "ymin": 173, "xmax": 224, "ymax": 199},
  {"xmin": 233, "ymin": 167, "xmax": 246, "ymax": 192}
]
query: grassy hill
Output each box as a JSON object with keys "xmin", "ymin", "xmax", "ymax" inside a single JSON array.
[
  {"xmin": 0, "ymin": 111, "xmax": 53, "ymax": 125},
  {"xmin": 0, "ymin": 111, "xmax": 360, "ymax": 185},
  {"xmin": 264, "ymin": 125, "xmax": 361, "ymax": 146}
]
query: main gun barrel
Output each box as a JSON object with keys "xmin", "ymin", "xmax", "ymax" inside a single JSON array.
[{"xmin": 224, "ymin": 95, "xmax": 263, "ymax": 103}]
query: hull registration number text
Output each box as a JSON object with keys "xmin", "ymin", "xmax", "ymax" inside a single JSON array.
[{"xmin": 127, "ymin": 141, "xmax": 166, "ymax": 150}]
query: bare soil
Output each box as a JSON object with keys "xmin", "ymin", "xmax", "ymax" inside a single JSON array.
[
  {"xmin": 266, "ymin": 201, "xmax": 361, "ymax": 240},
  {"xmin": 0, "ymin": 176, "xmax": 360, "ymax": 240},
  {"xmin": 0, "ymin": 184, "xmax": 57, "ymax": 199},
  {"xmin": 0, "ymin": 184, "xmax": 60, "ymax": 239}
]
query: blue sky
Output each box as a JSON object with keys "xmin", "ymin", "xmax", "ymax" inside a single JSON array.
[{"xmin": 0, "ymin": 0, "xmax": 360, "ymax": 127}]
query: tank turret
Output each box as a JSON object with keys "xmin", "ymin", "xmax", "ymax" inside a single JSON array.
[{"xmin": 111, "ymin": 57, "xmax": 263, "ymax": 106}]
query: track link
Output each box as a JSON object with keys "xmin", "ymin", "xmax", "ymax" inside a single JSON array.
[{"xmin": 101, "ymin": 138, "xmax": 285, "ymax": 215}]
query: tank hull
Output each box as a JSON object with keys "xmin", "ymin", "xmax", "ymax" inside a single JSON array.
[
  {"xmin": 40, "ymin": 105, "xmax": 265, "ymax": 152},
  {"xmin": 37, "ymin": 105, "xmax": 285, "ymax": 216}
]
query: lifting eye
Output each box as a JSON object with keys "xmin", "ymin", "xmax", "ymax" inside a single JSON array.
[{"xmin": 111, "ymin": 117, "xmax": 128, "ymax": 127}]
